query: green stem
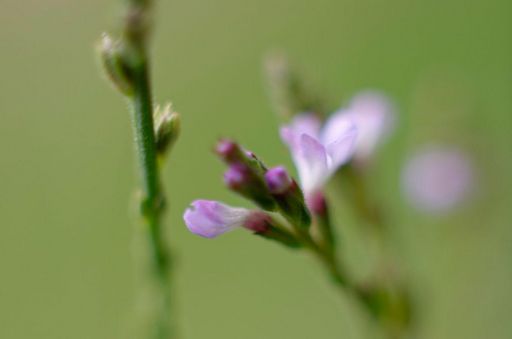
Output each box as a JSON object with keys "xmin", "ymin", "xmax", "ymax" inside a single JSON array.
[
  {"xmin": 130, "ymin": 56, "xmax": 173, "ymax": 339},
  {"xmin": 336, "ymin": 165, "xmax": 412, "ymax": 339},
  {"xmin": 121, "ymin": 0, "xmax": 173, "ymax": 333}
]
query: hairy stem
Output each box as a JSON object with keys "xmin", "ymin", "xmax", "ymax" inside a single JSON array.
[{"xmin": 121, "ymin": 1, "xmax": 174, "ymax": 338}]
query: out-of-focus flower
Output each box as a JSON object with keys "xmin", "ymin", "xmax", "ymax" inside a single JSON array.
[
  {"xmin": 342, "ymin": 91, "xmax": 395, "ymax": 163},
  {"xmin": 401, "ymin": 147, "xmax": 474, "ymax": 213},
  {"xmin": 183, "ymin": 200, "xmax": 254, "ymax": 238},
  {"xmin": 281, "ymin": 113, "xmax": 357, "ymax": 195}
]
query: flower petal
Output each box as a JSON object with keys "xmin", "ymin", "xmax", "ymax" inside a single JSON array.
[
  {"xmin": 321, "ymin": 110, "xmax": 356, "ymax": 146},
  {"xmin": 348, "ymin": 91, "xmax": 395, "ymax": 159},
  {"xmin": 325, "ymin": 125, "xmax": 358, "ymax": 173},
  {"xmin": 295, "ymin": 134, "xmax": 329, "ymax": 194},
  {"xmin": 280, "ymin": 113, "xmax": 322, "ymax": 148},
  {"xmin": 183, "ymin": 200, "xmax": 251, "ymax": 238}
]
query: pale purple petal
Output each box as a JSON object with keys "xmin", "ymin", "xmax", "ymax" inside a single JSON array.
[
  {"xmin": 183, "ymin": 200, "xmax": 252, "ymax": 238},
  {"xmin": 348, "ymin": 91, "xmax": 395, "ymax": 160},
  {"xmin": 402, "ymin": 147, "xmax": 474, "ymax": 213},
  {"xmin": 295, "ymin": 134, "xmax": 329, "ymax": 194},
  {"xmin": 324, "ymin": 126, "xmax": 358, "ymax": 173},
  {"xmin": 280, "ymin": 113, "xmax": 322, "ymax": 148},
  {"xmin": 320, "ymin": 110, "xmax": 356, "ymax": 146}
]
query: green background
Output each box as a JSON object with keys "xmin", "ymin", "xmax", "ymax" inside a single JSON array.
[{"xmin": 1, "ymin": 0, "xmax": 511, "ymax": 338}]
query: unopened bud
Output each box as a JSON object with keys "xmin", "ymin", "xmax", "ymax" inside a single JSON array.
[
  {"xmin": 306, "ymin": 190, "xmax": 328, "ymax": 216},
  {"xmin": 265, "ymin": 166, "xmax": 293, "ymax": 194},
  {"xmin": 223, "ymin": 164, "xmax": 275, "ymax": 211},
  {"xmin": 215, "ymin": 139, "xmax": 246, "ymax": 163},
  {"xmin": 98, "ymin": 33, "xmax": 134, "ymax": 96},
  {"xmin": 216, "ymin": 139, "xmax": 275, "ymax": 211},
  {"xmin": 243, "ymin": 212, "xmax": 301, "ymax": 249},
  {"xmin": 243, "ymin": 211, "xmax": 271, "ymax": 233},
  {"xmin": 154, "ymin": 104, "xmax": 180, "ymax": 157},
  {"xmin": 265, "ymin": 166, "xmax": 311, "ymax": 229},
  {"xmin": 215, "ymin": 139, "xmax": 267, "ymax": 172}
]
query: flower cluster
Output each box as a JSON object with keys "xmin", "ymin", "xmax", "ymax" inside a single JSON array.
[{"xmin": 183, "ymin": 91, "xmax": 393, "ymax": 241}]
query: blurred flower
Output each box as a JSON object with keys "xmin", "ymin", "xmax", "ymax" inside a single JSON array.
[
  {"xmin": 183, "ymin": 200, "xmax": 254, "ymax": 238},
  {"xmin": 341, "ymin": 91, "xmax": 395, "ymax": 163},
  {"xmin": 281, "ymin": 113, "xmax": 357, "ymax": 195},
  {"xmin": 401, "ymin": 147, "xmax": 474, "ymax": 213}
]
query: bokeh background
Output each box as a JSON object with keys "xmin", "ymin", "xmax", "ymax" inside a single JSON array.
[{"xmin": 1, "ymin": 0, "xmax": 511, "ymax": 338}]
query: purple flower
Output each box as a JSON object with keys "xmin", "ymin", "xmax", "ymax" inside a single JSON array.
[
  {"xmin": 340, "ymin": 91, "xmax": 395, "ymax": 162},
  {"xmin": 183, "ymin": 200, "xmax": 253, "ymax": 238},
  {"xmin": 281, "ymin": 113, "xmax": 357, "ymax": 195},
  {"xmin": 401, "ymin": 146, "xmax": 474, "ymax": 213}
]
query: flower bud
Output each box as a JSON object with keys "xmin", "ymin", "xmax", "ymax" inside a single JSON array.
[
  {"xmin": 243, "ymin": 212, "xmax": 301, "ymax": 249},
  {"xmin": 306, "ymin": 190, "xmax": 327, "ymax": 216},
  {"xmin": 98, "ymin": 33, "xmax": 134, "ymax": 96},
  {"xmin": 265, "ymin": 166, "xmax": 311, "ymax": 229},
  {"xmin": 216, "ymin": 139, "xmax": 276, "ymax": 211},
  {"xmin": 154, "ymin": 104, "xmax": 180, "ymax": 157},
  {"xmin": 223, "ymin": 164, "xmax": 275, "ymax": 211},
  {"xmin": 215, "ymin": 139, "xmax": 248, "ymax": 164},
  {"xmin": 224, "ymin": 163, "xmax": 250, "ymax": 189},
  {"xmin": 265, "ymin": 166, "xmax": 293, "ymax": 194}
]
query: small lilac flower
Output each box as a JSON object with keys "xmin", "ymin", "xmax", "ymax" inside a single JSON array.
[
  {"xmin": 402, "ymin": 147, "xmax": 474, "ymax": 213},
  {"xmin": 183, "ymin": 200, "xmax": 253, "ymax": 238},
  {"xmin": 341, "ymin": 91, "xmax": 395, "ymax": 162},
  {"xmin": 281, "ymin": 113, "xmax": 357, "ymax": 195},
  {"xmin": 265, "ymin": 166, "xmax": 293, "ymax": 194}
]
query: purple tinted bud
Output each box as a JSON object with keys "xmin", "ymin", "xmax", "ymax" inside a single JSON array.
[
  {"xmin": 243, "ymin": 211, "xmax": 271, "ymax": 233},
  {"xmin": 265, "ymin": 166, "xmax": 293, "ymax": 194},
  {"xmin": 224, "ymin": 164, "xmax": 250, "ymax": 189},
  {"xmin": 215, "ymin": 139, "xmax": 238, "ymax": 161},
  {"xmin": 306, "ymin": 191, "xmax": 327, "ymax": 216}
]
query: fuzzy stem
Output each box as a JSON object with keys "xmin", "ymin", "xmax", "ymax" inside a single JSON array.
[{"xmin": 121, "ymin": 1, "xmax": 174, "ymax": 338}]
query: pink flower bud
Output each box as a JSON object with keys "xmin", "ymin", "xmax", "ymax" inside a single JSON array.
[{"xmin": 265, "ymin": 166, "xmax": 293, "ymax": 194}]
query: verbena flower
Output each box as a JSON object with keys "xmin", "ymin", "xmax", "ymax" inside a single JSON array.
[
  {"xmin": 342, "ymin": 91, "xmax": 395, "ymax": 162},
  {"xmin": 401, "ymin": 146, "xmax": 474, "ymax": 213},
  {"xmin": 280, "ymin": 113, "xmax": 357, "ymax": 195},
  {"xmin": 184, "ymin": 200, "xmax": 254, "ymax": 238}
]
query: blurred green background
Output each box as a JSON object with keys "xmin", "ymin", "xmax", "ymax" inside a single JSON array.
[{"xmin": 1, "ymin": 0, "xmax": 511, "ymax": 338}]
